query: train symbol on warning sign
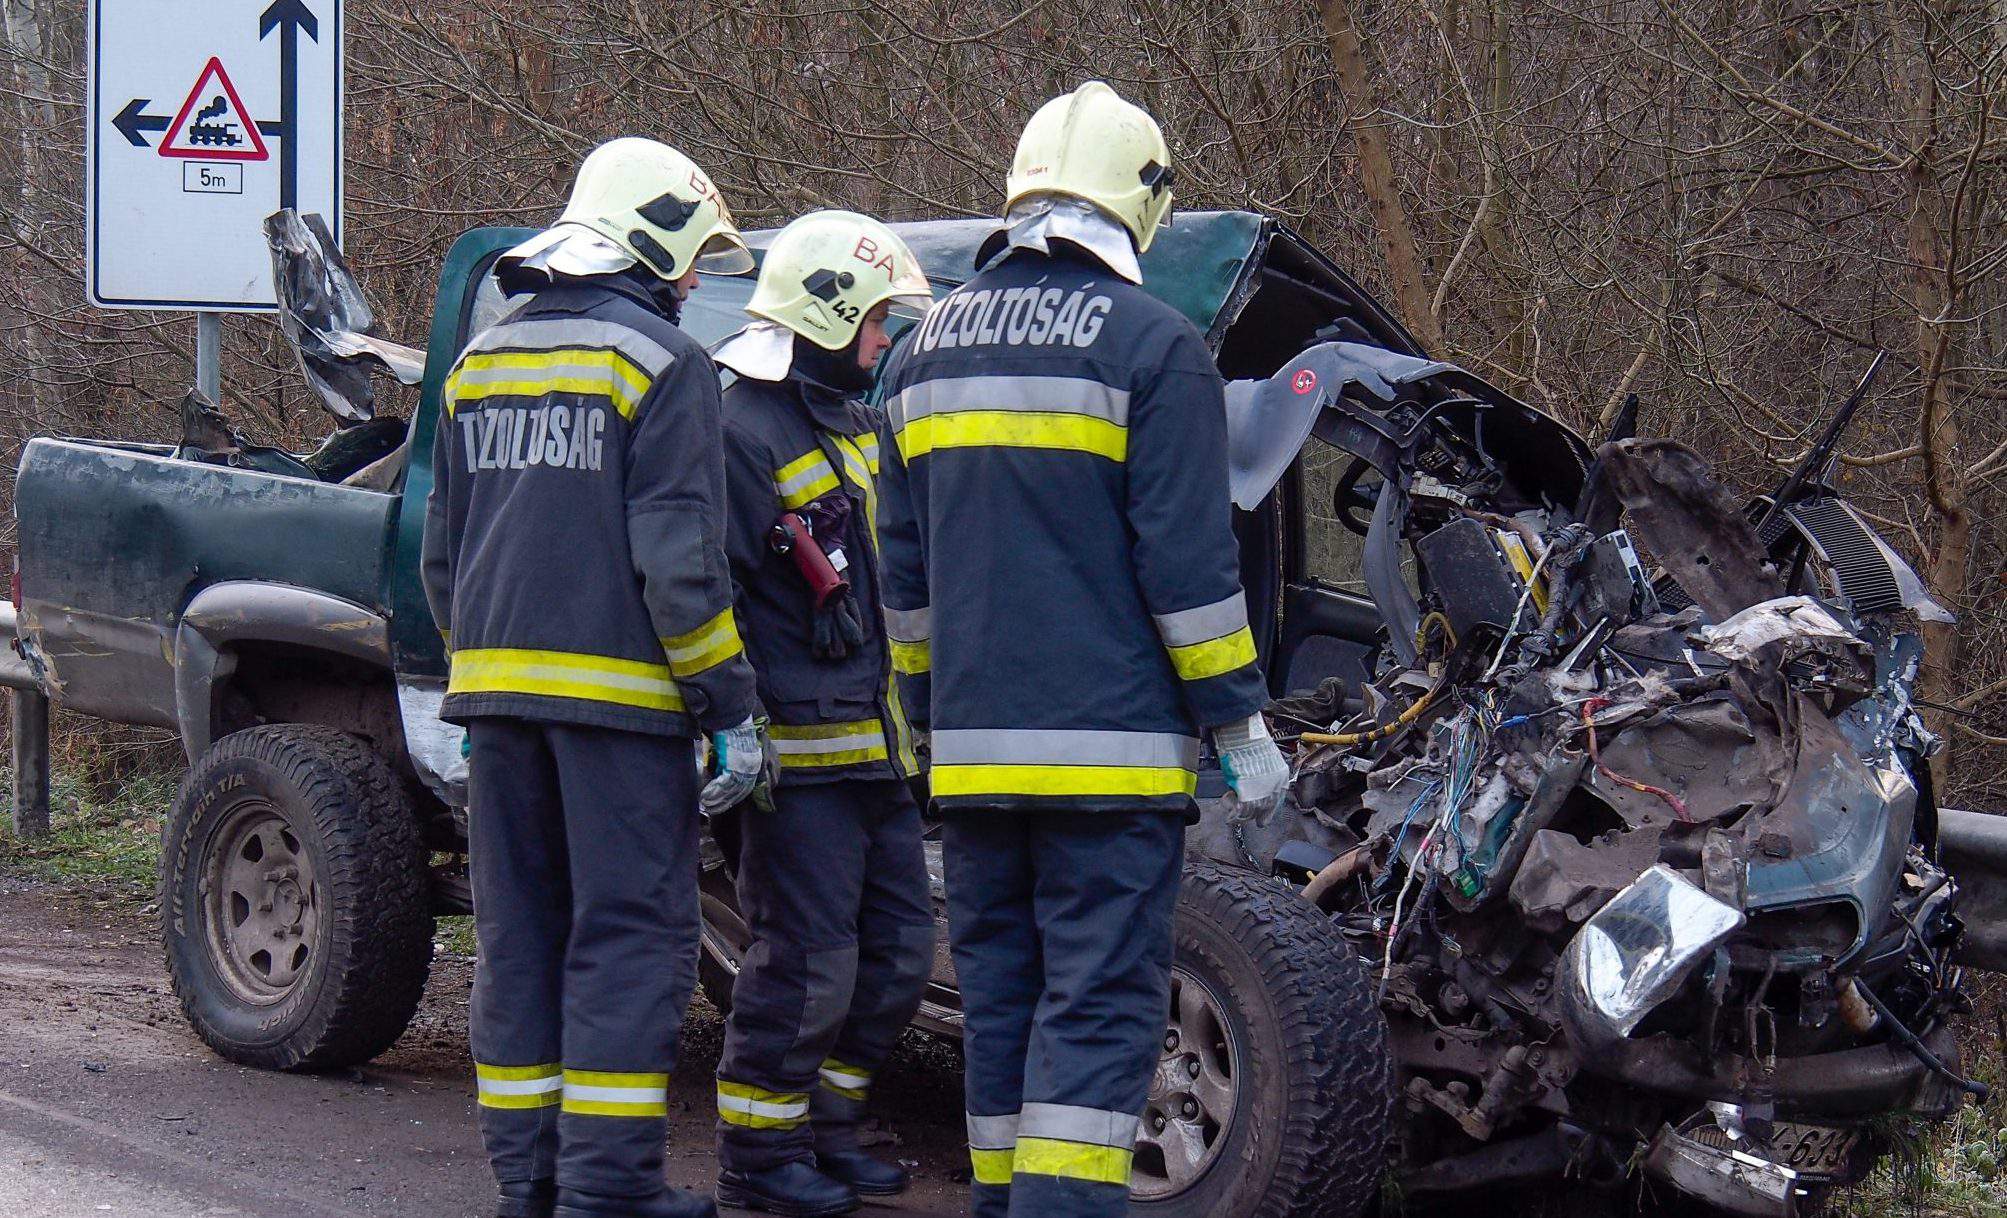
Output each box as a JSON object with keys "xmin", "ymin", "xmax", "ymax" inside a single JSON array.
[{"xmin": 158, "ymin": 58, "xmax": 270, "ymax": 161}]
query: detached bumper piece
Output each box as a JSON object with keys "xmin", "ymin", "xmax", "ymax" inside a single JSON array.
[{"xmin": 1644, "ymin": 1114, "xmax": 1804, "ymax": 1218}]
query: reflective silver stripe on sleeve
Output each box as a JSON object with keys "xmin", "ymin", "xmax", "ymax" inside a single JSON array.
[
  {"xmin": 1019, "ymin": 1103, "xmax": 1141, "ymax": 1149},
  {"xmin": 930, "ymin": 729, "xmax": 1200, "ymax": 770},
  {"xmin": 887, "ymin": 376, "xmax": 1130, "ymax": 426},
  {"xmin": 882, "ymin": 604, "xmax": 932, "ymax": 644},
  {"xmin": 1152, "ymin": 592, "xmax": 1249, "ymax": 647},
  {"xmin": 966, "ymin": 1111, "xmax": 1021, "ymax": 1150},
  {"xmin": 468, "ymin": 317, "xmax": 677, "ymax": 378}
]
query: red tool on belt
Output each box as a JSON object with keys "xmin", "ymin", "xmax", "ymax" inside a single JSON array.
[{"xmin": 770, "ymin": 512, "xmax": 850, "ymax": 609}]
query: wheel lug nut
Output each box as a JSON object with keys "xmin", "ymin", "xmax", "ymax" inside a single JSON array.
[
  {"xmin": 1182, "ymin": 1100, "xmax": 1198, "ymax": 1119},
  {"xmin": 1188, "ymin": 1058, "xmax": 1201, "ymax": 1078},
  {"xmin": 1163, "ymin": 1032, "xmax": 1179, "ymax": 1052},
  {"xmin": 1152, "ymin": 1115, "xmax": 1166, "ymax": 1132}
]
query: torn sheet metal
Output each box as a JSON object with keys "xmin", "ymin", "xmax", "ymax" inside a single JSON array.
[
  {"xmin": 264, "ymin": 210, "xmax": 425, "ymax": 424},
  {"xmin": 1694, "ymin": 596, "xmax": 1865, "ymax": 665},
  {"xmin": 1509, "ymin": 826, "xmax": 1664, "ymax": 932},
  {"xmin": 397, "ymin": 679, "xmax": 468, "ymax": 807},
  {"xmin": 1224, "ymin": 341, "xmax": 1456, "ymax": 510},
  {"xmin": 1587, "ymin": 693, "xmax": 1779, "ymax": 826},
  {"xmin": 1599, "ymin": 439, "xmax": 1782, "ymax": 620}
]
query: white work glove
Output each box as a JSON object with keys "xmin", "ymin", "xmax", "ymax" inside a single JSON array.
[
  {"xmin": 700, "ymin": 716, "xmax": 775, "ymax": 815},
  {"xmin": 1214, "ymin": 712, "xmax": 1289, "ymax": 823}
]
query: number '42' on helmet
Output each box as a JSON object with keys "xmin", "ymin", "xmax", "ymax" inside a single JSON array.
[
  {"xmin": 556, "ymin": 137, "xmax": 755, "ymax": 282},
  {"xmin": 746, "ymin": 211, "xmax": 933, "ymax": 351},
  {"xmin": 1007, "ymin": 80, "xmax": 1175, "ymax": 253}
]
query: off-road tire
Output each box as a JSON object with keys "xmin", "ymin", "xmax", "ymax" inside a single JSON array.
[
  {"xmin": 1138, "ymin": 861, "xmax": 1393, "ymax": 1218},
  {"xmin": 162, "ymin": 725, "xmax": 434, "ymax": 1070}
]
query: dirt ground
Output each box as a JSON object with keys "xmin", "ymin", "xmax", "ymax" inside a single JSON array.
[{"xmin": 0, "ymin": 876, "xmax": 973, "ymax": 1218}]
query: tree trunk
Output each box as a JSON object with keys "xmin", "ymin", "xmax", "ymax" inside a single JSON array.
[{"xmin": 1317, "ymin": 0, "xmax": 1444, "ymax": 352}]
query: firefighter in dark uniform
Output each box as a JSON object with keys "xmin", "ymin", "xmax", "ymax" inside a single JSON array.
[
  {"xmin": 422, "ymin": 137, "xmax": 769, "ymax": 1218},
  {"xmin": 872, "ymin": 84, "xmax": 1291, "ymax": 1218},
  {"xmin": 705, "ymin": 211, "xmax": 937, "ymax": 1217}
]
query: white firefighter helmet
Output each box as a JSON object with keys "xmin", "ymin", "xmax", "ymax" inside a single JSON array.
[
  {"xmin": 745, "ymin": 210, "xmax": 932, "ymax": 351},
  {"xmin": 1006, "ymin": 81, "xmax": 1175, "ymax": 253},
  {"xmin": 531, "ymin": 137, "xmax": 754, "ymax": 282}
]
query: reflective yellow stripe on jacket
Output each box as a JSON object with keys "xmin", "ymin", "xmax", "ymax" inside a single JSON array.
[
  {"xmin": 446, "ymin": 347, "xmax": 653, "ymax": 421},
  {"xmin": 774, "ymin": 449, "xmax": 841, "ymax": 510},
  {"xmin": 770, "ymin": 720, "xmax": 889, "ymax": 769},
  {"xmin": 1153, "ymin": 592, "xmax": 1258, "ymax": 681},
  {"xmin": 887, "ymin": 375, "xmax": 1130, "ymax": 463},
  {"xmin": 449, "ymin": 648, "xmax": 686, "ymax": 713},
  {"xmin": 928, "ymin": 728, "xmax": 1200, "ymax": 799},
  {"xmin": 660, "ymin": 608, "xmax": 744, "ymax": 679}
]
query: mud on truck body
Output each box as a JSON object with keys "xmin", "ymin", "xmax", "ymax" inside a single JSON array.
[{"xmin": 9, "ymin": 211, "xmax": 1995, "ymax": 1218}]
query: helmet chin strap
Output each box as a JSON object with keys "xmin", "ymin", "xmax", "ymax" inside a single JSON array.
[
  {"xmin": 636, "ymin": 266, "xmax": 685, "ymax": 324},
  {"xmin": 789, "ymin": 333, "xmax": 873, "ymax": 396}
]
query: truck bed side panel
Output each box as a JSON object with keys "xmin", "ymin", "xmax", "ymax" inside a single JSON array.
[{"xmin": 15, "ymin": 438, "xmax": 394, "ymax": 726}]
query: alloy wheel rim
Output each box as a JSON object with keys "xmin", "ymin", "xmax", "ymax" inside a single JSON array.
[{"xmin": 1133, "ymin": 966, "xmax": 1240, "ymax": 1198}]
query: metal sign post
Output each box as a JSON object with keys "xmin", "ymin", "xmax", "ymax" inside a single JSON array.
[{"xmin": 197, "ymin": 311, "xmax": 223, "ymax": 402}]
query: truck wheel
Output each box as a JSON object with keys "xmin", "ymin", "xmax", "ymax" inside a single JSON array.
[
  {"xmin": 1133, "ymin": 861, "xmax": 1393, "ymax": 1218},
  {"xmin": 161, "ymin": 725, "xmax": 434, "ymax": 1071}
]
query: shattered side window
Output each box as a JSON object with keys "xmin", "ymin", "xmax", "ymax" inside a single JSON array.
[{"xmin": 464, "ymin": 273, "xmax": 516, "ymax": 347}]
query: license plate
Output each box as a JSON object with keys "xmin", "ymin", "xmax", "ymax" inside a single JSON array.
[{"xmin": 1769, "ymin": 1122, "xmax": 1861, "ymax": 1177}]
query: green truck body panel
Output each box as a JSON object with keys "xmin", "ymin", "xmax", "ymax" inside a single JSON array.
[
  {"xmin": 15, "ymin": 440, "xmax": 393, "ymax": 726},
  {"xmin": 10, "ymin": 211, "xmax": 1307, "ymax": 744}
]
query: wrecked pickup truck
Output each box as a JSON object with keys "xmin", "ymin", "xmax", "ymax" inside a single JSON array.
[{"xmin": 10, "ymin": 210, "xmax": 1994, "ymax": 1218}]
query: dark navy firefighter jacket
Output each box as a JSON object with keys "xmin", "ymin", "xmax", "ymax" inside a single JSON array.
[
  {"xmin": 719, "ymin": 370, "xmax": 919, "ymax": 784},
  {"xmin": 421, "ymin": 272, "xmax": 758, "ymax": 738},
  {"xmin": 874, "ymin": 244, "xmax": 1268, "ymax": 814}
]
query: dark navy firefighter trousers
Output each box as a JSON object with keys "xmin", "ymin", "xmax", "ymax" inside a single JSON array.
[
  {"xmin": 467, "ymin": 718, "xmax": 702, "ymax": 1198},
  {"xmin": 944, "ymin": 809, "xmax": 1185, "ymax": 1218},
  {"xmin": 715, "ymin": 778, "xmax": 934, "ymax": 1171}
]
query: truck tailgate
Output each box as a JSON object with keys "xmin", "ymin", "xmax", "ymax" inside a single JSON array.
[{"xmin": 14, "ymin": 438, "xmax": 395, "ymax": 727}]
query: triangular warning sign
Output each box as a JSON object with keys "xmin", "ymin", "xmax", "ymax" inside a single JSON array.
[{"xmin": 159, "ymin": 58, "xmax": 269, "ymax": 161}]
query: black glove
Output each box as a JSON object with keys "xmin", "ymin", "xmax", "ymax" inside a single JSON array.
[{"xmin": 813, "ymin": 591, "xmax": 867, "ymax": 661}]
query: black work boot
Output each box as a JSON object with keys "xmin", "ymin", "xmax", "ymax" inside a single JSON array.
[
  {"xmin": 715, "ymin": 1161, "xmax": 859, "ymax": 1217},
  {"xmin": 497, "ymin": 1179, "xmax": 557, "ymax": 1218},
  {"xmin": 553, "ymin": 1186, "xmax": 719, "ymax": 1218},
  {"xmin": 814, "ymin": 1149, "xmax": 908, "ymax": 1197}
]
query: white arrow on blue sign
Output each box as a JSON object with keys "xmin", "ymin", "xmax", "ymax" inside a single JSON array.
[{"xmin": 86, "ymin": 0, "xmax": 343, "ymax": 311}]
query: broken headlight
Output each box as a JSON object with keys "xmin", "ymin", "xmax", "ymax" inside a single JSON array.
[{"xmin": 1562, "ymin": 865, "xmax": 1744, "ymax": 1041}]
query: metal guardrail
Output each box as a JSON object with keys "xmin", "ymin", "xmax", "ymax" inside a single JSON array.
[
  {"xmin": 1940, "ymin": 808, "xmax": 2007, "ymax": 973},
  {"xmin": 0, "ymin": 604, "xmax": 50, "ymax": 837}
]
